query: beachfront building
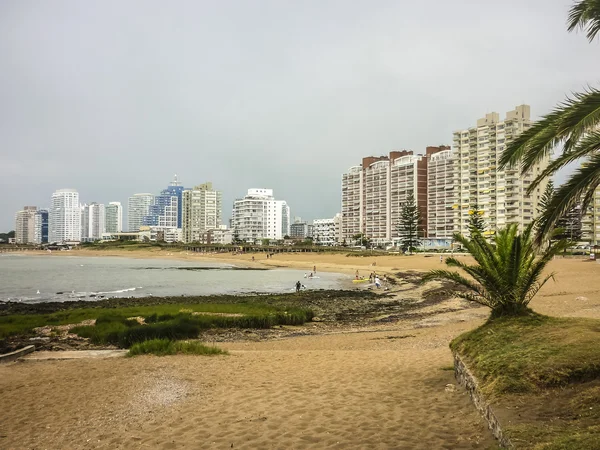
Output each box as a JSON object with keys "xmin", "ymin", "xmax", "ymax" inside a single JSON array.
[
  {"xmin": 49, "ymin": 189, "xmax": 81, "ymax": 243},
  {"xmin": 105, "ymin": 202, "xmax": 123, "ymax": 234},
  {"xmin": 81, "ymin": 202, "xmax": 106, "ymax": 242},
  {"xmin": 582, "ymin": 186, "xmax": 600, "ymax": 246},
  {"xmin": 312, "ymin": 217, "xmax": 338, "ymax": 246},
  {"xmin": 231, "ymin": 189, "xmax": 291, "ymax": 243},
  {"xmin": 15, "ymin": 206, "xmax": 39, "ymax": 244},
  {"xmin": 427, "ymin": 146, "xmax": 454, "ymax": 240},
  {"xmin": 181, "ymin": 182, "xmax": 223, "ymax": 243},
  {"xmin": 127, "ymin": 193, "xmax": 154, "ymax": 232},
  {"xmin": 452, "ymin": 105, "xmax": 549, "ymax": 237},
  {"xmin": 341, "ymin": 148, "xmax": 442, "ymax": 246},
  {"xmin": 290, "ymin": 220, "xmax": 311, "ymax": 240}
]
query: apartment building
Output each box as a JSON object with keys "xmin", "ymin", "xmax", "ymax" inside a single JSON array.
[
  {"xmin": 105, "ymin": 202, "xmax": 123, "ymax": 234},
  {"xmin": 341, "ymin": 150, "xmax": 431, "ymax": 245},
  {"xmin": 452, "ymin": 105, "xmax": 549, "ymax": 236},
  {"xmin": 427, "ymin": 146, "xmax": 454, "ymax": 239},
  {"xmin": 312, "ymin": 218, "xmax": 338, "ymax": 246},
  {"xmin": 15, "ymin": 206, "xmax": 39, "ymax": 244},
  {"xmin": 49, "ymin": 189, "xmax": 81, "ymax": 243},
  {"xmin": 181, "ymin": 182, "xmax": 223, "ymax": 243},
  {"xmin": 81, "ymin": 202, "xmax": 105, "ymax": 241},
  {"xmin": 582, "ymin": 186, "xmax": 600, "ymax": 246},
  {"xmin": 231, "ymin": 189, "xmax": 290, "ymax": 243},
  {"xmin": 128, "ymin": 193, "xmax": 154, "ymax": 232}
]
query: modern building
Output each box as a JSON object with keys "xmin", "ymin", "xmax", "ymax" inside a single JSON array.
[
  {"xmin": 426, "ymin": 146, "xmax": 454, "ymax": 240},
  {"xmin": 49, "ymin": 189, "xmax": 81, "ymax": 243},
  {"xmin": 312, "ymin": 218, "xmax": 338, "ymax": 246},
  {"xmin": 15, "ymin": 206, "xmax": 38, "ymax": 244},
  {"xmin": 81, "ymin": 202, "xmax": 105, "ymax": 241},
  {"xmin": 127, "ymin": 193, "xmax": 154, "ymax": 232},
  {"xmin": 181, "ymin": 182, "xmax": 223, "ymax": 243},
  {"xmin": 36, "ymin": 209, "xmax": 49, "ymax": 244},
  {"xmin": 341, "ymin": 150, "xmax": 430, "ymax": 245},
  {"xmin": 231, "ymin": 189, "xmax": 290, "ymax": 243},
  {"xmin": 105, "ymin": 202, "xmax": 123, "ymax": 234},
  {"xmin": 290, "ymin": 220, "xmax": 311, "ymax": 240},
  {"xmin": 143, "ymin": 176, "xmax": 186, "ymax": 229},
  {"xmin": 582, "ymin": 186, "xmax": 600, "ymax": 246},
  {"xmin": 452, "ymin": 105, "xmax": 549, "ymax": 236},
  {"xmin": 201, "ymin": 226, "xmax": 233, "ymax": 245}
]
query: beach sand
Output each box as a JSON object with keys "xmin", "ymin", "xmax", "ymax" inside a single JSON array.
[{"xmin": 1, "ymin": 252, "xmax": 599, "ymax": 449}]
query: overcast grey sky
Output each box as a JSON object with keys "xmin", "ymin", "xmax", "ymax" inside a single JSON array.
[{"xmin": 1, "ymin": 0, "xmax": 599, "ymax": 231}]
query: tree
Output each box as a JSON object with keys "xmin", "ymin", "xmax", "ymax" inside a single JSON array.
[
  {"xmin": 538, "ymin": 181, "xmax": 555, "ymax": 216},
  {"xmin": 467, "ymin": 202, "xmax": 486, "ymax": 236},
  {"xmin": 397, "ymin": 192, "xmax": 422, "ymax": 254},
  {"xmin": 538, "ymin": 180, "xmax": 583, "ymax": 243},
  {"xmin": 351, "ymin": 233, "xmax": 370, "ymax": 247},
  {"xmin": 422, "ymin": 223, "xmax": 569, "ymax": 318},
  {"xmin": 500, "ymin": 0, "xmax": 600, "ymax": 244}
]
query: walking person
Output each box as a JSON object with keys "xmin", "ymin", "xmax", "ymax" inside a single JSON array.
[
  {"xmin": 313, "ymin": 265, "xmax": 316, "ymax": 273},
  {"xmin": 295, "ymin": 281, "xmax": 301, "ymax": 293}
]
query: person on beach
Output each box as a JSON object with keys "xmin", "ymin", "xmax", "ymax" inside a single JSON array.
[
  {"xmin": 375, "ymin": 276, "xmax": 381, "ymax": 288},
  {"xmin": 252, "ymin": 256, "xmax": 255, "ymax": 262},
  {"xmin": 295, "ymin": 281, "xmax": 301, "ymax": 292},
  {"xmin": 355, "ymin": 270, "xmax": 359, "ymax": 280},
  {"xmin": 440, "ymin": 255, "xmax": 443, "ymax": 263},
  {"xmin": 313, "ymin": 265, "xmax": 316, "ymax": 273}
]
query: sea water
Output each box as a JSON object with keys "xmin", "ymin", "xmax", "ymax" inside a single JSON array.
[{"xmin": 0, "ymin": 254, "xmax": 350, "ymax": 303}]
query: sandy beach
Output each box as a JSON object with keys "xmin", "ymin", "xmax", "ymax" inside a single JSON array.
[{"xmin": 1, "ymin": 251, "xmax": 599, "ymax": 449}]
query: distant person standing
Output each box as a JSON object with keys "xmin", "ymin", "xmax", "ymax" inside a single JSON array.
[
  {"xmin": 313, "ymin": 265, "xmax": 316, "ymax": 273},
  {"xmin": 440, "ymin": 255, "xmax": 443, "ymax": 263},
  {"xmin": 296, "ymin": 281, "xmax": 301, "ymax": 292},
  {"xmin": 375, "ymin": 276, "xmax": 381, "ymax": 288}
]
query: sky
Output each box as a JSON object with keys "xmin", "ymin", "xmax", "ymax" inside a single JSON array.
[{"xmin": 1, "ymin": 0, "xmax": 600, "ymax": 231}]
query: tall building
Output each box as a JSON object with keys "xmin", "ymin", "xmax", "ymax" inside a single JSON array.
[
  {"xmin": 313, "ymin": 218, "xmax": 338, "ymax": 246},
  {"xmin": 49, "ymin": 189, "xmax": 81, "ymax": 243},
  {"xmin": 231, "ymin": 189, "xmax": 290, "ymax": 243},
  {"xmin": 128, "ymin": 193, "xmax": 154, "ymax": 232},
  {"xmin": 452, "ymin": 105, "xmax": 549, "ymax": 236},
  {"xmin": 341, "ymin": 151, "xmax": 429, "ymax": 245},
  {"xmin": 81, "ymin": 203, "xmax": 105, "ymax": 241},
  {"xmin": 426, "ymin": 146, "xmax": 454, "ymax": 239},
  {"xmin": 15, "ymin": 206, "xmax": 38, "ymax": 244},
  {"xmin": 143, "ymin": 176, "xmax": 186, "ymax": 228},
  {"xmin": 290, "ymin": 220, "xmax": 311, "ymax": 240},
  {"xmin": 582, "ymin": 186, "xmax": 600, "ymax": 246},
  {"xmin": 181, "ymin": 182, "xmax": 223, "ymax": 243},
  {"xmin": 35, "ymin": 209, "xmax": 49, "ymax": 244},
  {"xmin": 105, "ymin": 202, "xmax": 123, "ymax": 233}
]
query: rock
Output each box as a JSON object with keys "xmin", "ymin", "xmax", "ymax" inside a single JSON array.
[
  {"xmin": 576, "ymin": 296, "xmax": 588, "ymax": 301},
  {"xmin": 445, "ymin": 384, "xmax": 457, "ymax": 393},
  {"xmin": 312, "ymin": 317, "xmax": 322, "ymax": 322}
]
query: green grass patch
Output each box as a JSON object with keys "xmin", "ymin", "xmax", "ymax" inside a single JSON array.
[
  {"xmin": 0, "ymin": 302, "xmax": 307, "ymax": 339},
  {"xmin": 127, "ymin": 339, "xmax": 227, "ymax": 357},
  {"xmin": 451, "ymin": 314, "xmax": 600, "ymax": 396}
]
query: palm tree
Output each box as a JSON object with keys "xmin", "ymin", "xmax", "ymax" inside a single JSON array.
[
  {"xmin": 422, "ymin": 223, "xmax": 568, "ymax": 318},
  {"xmin": 499, "ymin": 0, "xmax": 600, "ymax": 243}
]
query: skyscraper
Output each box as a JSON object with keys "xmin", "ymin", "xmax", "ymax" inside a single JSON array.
[
  {"xmin": 81, "ymin": 203, "xmax": 105, "ymax": 241},
  {"xmin": 127, "ymin": 193, "xmax": 154, "ymax": 232},
  {"xmin": 452, "ymin": 105, "xmax": 549, "ymax": 236},
  {"xmin": 49, "ymin": 189, "xmax": 81, "ymax": 243},
  {"xmin": 231, "ymin": 189, "xmax": 290, "ymax": 242},
  {"xmin": 181, "ymin": 182, "xmax": 223, "ymax": 243},
  {"xmin": 142, "ymin": 175, "xmax": 186, "ymax": 228},
  {"xmin": 426, "ymin": 146, "xmax": 454, "ymax": 240},
  {"xmin": 15, "ymin": 206, "xmax": 38, "ymax": 244},
  {"xmin": 105, "ymin": 202, "xmax": 123, "ymax": 234}
]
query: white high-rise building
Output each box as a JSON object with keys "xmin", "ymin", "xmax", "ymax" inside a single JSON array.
[
  {"xmin": 105, "ymin": 202, "xmax": 123, "ymax": 234},
  {"xmin": 15, "ymin": 206, "xmax": 38, "ymax": 244},
  {"xmin": 49, "ymin": 189, "xmax": 81, "ymax": 243},
  {"xmin": 231, "ymin": 189, "xmax": 290, "ymax": 243},
  {"xmin": 427, "ymin": 148, "xmax": 455, "ymax": 239},
  {"xmin": 81, "ymin": 203, "xmax": 105, "ymax": 241},
  {"xmin": 452, "ymin": 105, "xmax": 549, "ymax": 236},
  {"xmin": 182, "ymin": 182, "xmax": 223, "ymax": 243},
  {"xmin": 128, "ymin": 193, "xmax": 154, "ymax": 232},
  {"xmin": 312, "ymin": 218, "xmax": 338, "ymax": 246}
]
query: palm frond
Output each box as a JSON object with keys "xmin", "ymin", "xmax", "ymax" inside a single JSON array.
[
  {"xmin": 535, "ymin": 154, "xmax": 600, "ymax": 244},
  {"xmin": 568, "ymin": 0, "xmax": 600, "ymax": 41}
]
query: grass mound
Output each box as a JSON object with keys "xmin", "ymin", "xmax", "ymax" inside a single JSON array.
[
  {"xmin": 451, "ymin": 313, "xmax": 600, "ymax": 396},
  {"xmin": 127, "ymin": 339, "xmax": 226, "ymax": 357}
]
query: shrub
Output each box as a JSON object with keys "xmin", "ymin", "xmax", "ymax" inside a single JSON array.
[{"xmin": 127, "ymin": 339, "xmax": 227, "ymax": 357}]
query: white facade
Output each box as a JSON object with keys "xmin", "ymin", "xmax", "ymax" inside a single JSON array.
[
  {"xmin": 105, "ymin": 202, "xmax": 123, "ymax": 233},
  {"xmin": 452, "ymin": 105, "xmax": 549, "ymax": 236},
  {"xmin": 81, "ymin": 203, "xmax": 106, "ymax": 241},
  {"xmin": 427, "ymin": 149, "xmax": 455, "ymax": 239},
  {"xmin": 49, "ymin": 189, "xmax": 81, "ymax": 243},
  {"xmin": 15, "ymin": 206, "xmax": 38, "ymax": 244},
  {"xmin": 582, "ymin": 185, "xmax": 600, "ymax": 246},
  {"xmin": 128, "ymin": 193, "xmax": 154, "ymax": 232},
  {"xmin": 182, "ymin": 182, "xmax": 223, "ymax": 243},
  {"xmin": 231, "ymin": 188, "xmax": 291, "ymax": 242},
  {"xmin": 312, "ymin": 218, "xmax": 337, "ymax": 246}
]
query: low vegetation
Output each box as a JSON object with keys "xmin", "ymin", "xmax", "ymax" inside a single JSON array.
[
  {"xmin": 127, "ymin": 338, "xmax": 227, "ymax": 357},
  {"xmin": 452, "ymin": 314, "xmax": 600, "ymax": 448}
]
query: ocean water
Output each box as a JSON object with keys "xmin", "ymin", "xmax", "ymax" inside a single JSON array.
[{"xmin": 0, "ymin": 254, "xmax": 351, "ymax": 303}]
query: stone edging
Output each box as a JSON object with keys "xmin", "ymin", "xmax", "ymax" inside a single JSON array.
[
  {"xmin": 0, "ymin": 345, "xmax": 35, "ymax": 364},
  {"xmin": 454, "ymin": 352, "xmax": 513, "ymax": 449}
]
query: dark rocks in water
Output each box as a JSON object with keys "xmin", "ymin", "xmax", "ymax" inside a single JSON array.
[
  {"xmin": 89, "ymin": 294, "xmax": 96, "ymax": 298},
  {"xmin": 56, "ymin": 292, "xmax": 64, "ymax": 295}
]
